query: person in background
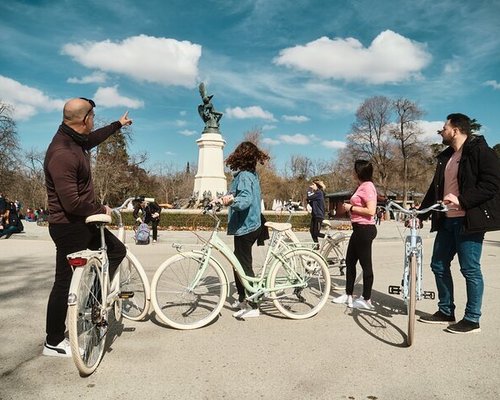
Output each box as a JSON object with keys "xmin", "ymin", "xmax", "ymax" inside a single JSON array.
[
  {"xmin": 307, "ymin": 179, "xmax": 326, "ymax": 247},
  {"xmin": 133, "ymin": 199, "xmax": 163, "ymax": 243},
  {"xmin": 418, "ymin": 113, "xmax": 500, "ymax": 334},
  {"xmin": 221, "ymin": 141, "xmax": 270, "ymax": 319},
  {"xmin": 0, "ymin": 201, "xmax": 24, "ymax": 238},
  {"xmin": 43, "ymin": 97, "xmax": 130, "ymax": 357},
  {"xmin": 332, "ymin": 160, "xmax": 377, "ymax": 309}
]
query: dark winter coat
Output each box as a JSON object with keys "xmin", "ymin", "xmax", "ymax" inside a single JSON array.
[{"xmin": 420, "ymin": 135, "xmax": 500, "ymax": 233}]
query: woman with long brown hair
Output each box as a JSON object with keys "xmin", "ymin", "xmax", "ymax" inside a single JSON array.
[{"xmin": 221, "ymin": 141, "xmax": 269, "ymax": 318}]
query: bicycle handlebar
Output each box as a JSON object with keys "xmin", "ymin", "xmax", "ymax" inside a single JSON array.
[
  {"xmin": 385, "ymin": 200, "xmax": 448, "ymax": 216},
  {"xmin": 278, "ymin": 200, "xmax": 303, "ymax": 213},
  {"xmin": 111, "ymin": 196, "xmax": 156, "ymax": 215}
]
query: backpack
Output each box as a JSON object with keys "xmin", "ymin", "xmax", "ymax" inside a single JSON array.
[{"xmin": 135, "ymin": 223, "xmax": 150, "ymax": 244}]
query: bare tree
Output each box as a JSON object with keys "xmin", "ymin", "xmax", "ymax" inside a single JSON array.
[
  {"xmin": 391, "ymin": 98, "xmax": 424, "ymax": 205},
  {"xmin": 22, "ymin": 149, "xmax": 47, "ymax": 209},
  {"xmin": 0, "ymin": 102, "xmax": 21, "ymax": 191},
  {"xmin": 348, "ymin": 96, "xmax": 394, "ymax": 196}
]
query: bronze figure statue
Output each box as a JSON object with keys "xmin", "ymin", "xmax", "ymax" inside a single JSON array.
[{"xmin": 198, "ymin": 82, "xmax": 223, "ymax": 132}]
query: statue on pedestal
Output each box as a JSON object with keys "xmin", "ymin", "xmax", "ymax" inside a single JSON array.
[{"xmin": 198, "ymin": 82, "xmax": 223, "ymax": 133}]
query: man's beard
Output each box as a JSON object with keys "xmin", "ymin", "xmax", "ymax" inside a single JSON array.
[{"xmin": 442, "ymin": 137, "xmax": 452, "ymax": 146}]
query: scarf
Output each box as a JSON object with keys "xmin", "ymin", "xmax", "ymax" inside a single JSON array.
[{"xmin": 59, "ymin": 123, "xmax": 88, "ymax": 144}]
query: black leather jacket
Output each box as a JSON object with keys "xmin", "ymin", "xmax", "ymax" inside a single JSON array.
[{"xmin": 420, "ymin": 135, "xmax": 500, "ymax": 233}]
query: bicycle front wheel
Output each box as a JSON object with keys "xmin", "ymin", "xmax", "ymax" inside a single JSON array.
[
  {"xmin": 151, "ymin": 252, "xmax": 227, "ymax": 330},
  {"xmin": 68, "ymin": 258, "xmax": 106, "ymax": 376},
  {"xmin": 269, "ymin": 249, "xmax": 331, "ymax": 319},
  {"xmin": 119, "ymin": 252, "xmax": 151, "ymax": 321},
  {"xmin": 407, "ymin": 253, "xmax": 417, "ymax": 347}
]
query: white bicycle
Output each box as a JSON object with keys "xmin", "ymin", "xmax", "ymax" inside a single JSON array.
[
  {"xmin": 66, "ymin": 197, "xmax": 151, "ymax": 375},
  {"xmin": 385, "ymin": 200, "xmax": 448, "ymax": 346}
]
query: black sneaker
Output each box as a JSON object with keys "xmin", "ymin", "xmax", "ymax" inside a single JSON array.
[
  {"xmin": 418, "ymin": 310, "xmax": 456, "ymax": 324},
  {"xmin": 446, "ymin": 319, "xmax": 481, "ymax": 334}
]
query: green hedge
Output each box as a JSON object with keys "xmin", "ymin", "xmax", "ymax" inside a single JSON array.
[{"xmin": 119, "ymin": 210, "xmax": 314, "ymax": 230}]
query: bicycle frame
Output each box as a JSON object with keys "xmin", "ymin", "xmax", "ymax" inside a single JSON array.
[{"xmin": 177, "ymin": 206, "xmax": 315, "ymax": 303}]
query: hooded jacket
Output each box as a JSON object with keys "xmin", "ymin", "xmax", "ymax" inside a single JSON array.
[{"xmin": 420, "ymin": 135, "xmax": 500, "ymax": 233}]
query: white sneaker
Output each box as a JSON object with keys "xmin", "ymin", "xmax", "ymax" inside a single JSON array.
[
  {"xmin": 353, "ymin": 297, "xmax": 374, "ymax": 310},
  {"xmin": 42, "ymin": 338, "xmax": 72, "ymax": 357},
  {"xmin": 332, "ymin": 293, "xmax": 353, "ymax": 307},
  {"xmin": 233, "ymin": 307, "xmax": 260, "ymax": 319},
  {"xmin": 231, "ymin": 300, "xmax": 246, "ymax": 310}
]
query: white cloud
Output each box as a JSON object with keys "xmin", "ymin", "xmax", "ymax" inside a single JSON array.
[
  {"xmin": 67, "ymin": 71, "xmax": 108, "ymax": 84},
  {"xmin": 417, "ymin": 120, "xmax": 444, "ymax": 143},
  {"xmin": 61, "ymin": 35, "xmax": 201, "ymax": 88},
  {"xmin": 282, "ymin": 115, "xmax": 310, "ymax": 123},
  {"xmin": 278, "ymin": 134, "xmax": 311, "ymax": 145},
  {"xmin": 322, "ymin": 140, "xmax": 346, "ymax": 149},
  {"xmin": 262, "ymin": 124, "xmax": 277, "ymax": 130},
  {"xmin": 484, "ymin": 80, "xmax": 500, "ymax": 90},
  {"xmin": 93, "ymin": 86, "xmax": 144, "ymax": 108},
  {"xmin": 175, "ymin": 120, "xmax": 187, "ymax": 127},
  {"xmin": 179, "ymin": 110, "xmax": 187, "ymax": 116},
  {"xmin": 0, "ymin": 75, "xmax": 64, "ymax": 120},
  {"xmin": 225, "ymin": 106, "xmax": 276, "ymax": 120},
  {"xmin": 262, "ymin": 137, "xmax": 280, "ymax": 145},
  {"xmin": 274, "ymin": 30, "xmax": 432, "ymax": 84},
  {"xmin": 179, "ymin": 129, "xmax": 197, "ymax": 136}
]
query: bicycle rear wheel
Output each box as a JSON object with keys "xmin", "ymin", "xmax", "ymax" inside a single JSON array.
[
  {"xmin": 407, "ymin": 253, "xmax": 417, "ymax": 347},
  {"xmin": 321, "ymin": 235, "xmax": 361, "ymax": 289},
  {"xmin": 119, "ymin": 252, "xmax": 150, "ymax": 321},
  {"xmin": 151, "ymin": 252, "xmax": 227, "ymax": 330},
  {"xmin": 68, "ymin": 258, "xmax": 106, "ymax": 376},
  {"xmin": 269, "ymin": 248, "xmax": 330, "ymax": 319}
]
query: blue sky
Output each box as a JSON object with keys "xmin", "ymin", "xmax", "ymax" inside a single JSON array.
[{"xmin": 1, "ymin": 0, "xmax": 499, "ymax": 173}]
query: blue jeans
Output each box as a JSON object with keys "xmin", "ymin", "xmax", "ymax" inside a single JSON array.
[{"xmin": 430, "ymin": 217, "xmax": 484, "ymax": 323}]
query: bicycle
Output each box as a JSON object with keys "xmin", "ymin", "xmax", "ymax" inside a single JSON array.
[
  {"xmin": 66, "ymin": 197, "xmax": 151, "ymax": 375},
  {"xmin": 277, "ymin": 201, "xmax": 354, "ymax": 289},
  {"xmin": 150, "ymin": 202, "xmax": 331, "ymax": 330},
  {"xmin": 385, "ymin": 200, "xmax": 448, "ymax": 347}
]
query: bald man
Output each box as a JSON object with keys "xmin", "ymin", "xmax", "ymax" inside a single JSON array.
[{"xmin": 42, "ymin": 98, "xmax": 131, "ymax": 357}]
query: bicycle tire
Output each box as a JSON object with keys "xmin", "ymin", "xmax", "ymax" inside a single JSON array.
[
  {"xmin": 68, "ymin": 257, "xmax": 106, "ymax": 376},
  {"xmin": 320, "ymin": 235, "xmax": 348, "ymax": 270},
  {"xmin": 269, "ymin": 248, "xmax": 330, "ymax": 319},
  {"xmin": 151, "ymin": 252, "xmax": 227, "ymax": 330},
  {"xmin": 321, "ymin": 236, "xmax": 362, "ymax": 289},
  {"xmin": 407, "ymin": 253, "xmax": 417, "ymax": 347},
  {"xmin": 119, "ymin": 252, "xmax": 151, "ymax": 321}
]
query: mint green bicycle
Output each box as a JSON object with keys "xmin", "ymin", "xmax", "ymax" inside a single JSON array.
[{"xmin": 151, "ymin": 203, "xmax": 331, "ymax": 329}]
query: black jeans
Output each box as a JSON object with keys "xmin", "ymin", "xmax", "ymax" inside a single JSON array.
[
  {"xmin": 46, "ymin": 222, "xmax": 126, "ymax": 345},
  {"xmin": 310, "ymin": 217, "xmax": 325, "ymax": 243},
  {"xmin": 233, "ymin": 227, "xmax": 261, "ymax": 303},
  {"xmin": 151, "ymin": 219, "xmax": 159, "ymax": 241},
  {"xmin": 345, "ymin": 223, "xmax": 377, "ymax": 300}
]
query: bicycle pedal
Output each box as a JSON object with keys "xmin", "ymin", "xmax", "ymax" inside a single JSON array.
[
  {"xmin": 388, "ymin": 285, "xmax": 401, "ymax": 295},
  {"xmin": 423, "ymin": 291, "xmax": 435, "ymax": 300},
  {"xmin": 118, "ymin": 291, "xmax": 135, "ymax": 299}
]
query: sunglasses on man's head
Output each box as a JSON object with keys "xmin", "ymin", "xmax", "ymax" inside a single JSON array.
[
  {"xmin": 79, "ymin": 97, "xmax": 96, "ymax": 122},
  {"xmin": 79, "ymin": 97, "xmax": 96, "ymax": 108}
]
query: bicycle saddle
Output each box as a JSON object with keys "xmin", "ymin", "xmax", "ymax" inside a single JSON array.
[
  {"xmin": 85, "ymin": 214, "xmax": 112, "ymax": 224},
  {"xmin": 265, "ymin": 222, "xmax": 292, "ymax": 232}
]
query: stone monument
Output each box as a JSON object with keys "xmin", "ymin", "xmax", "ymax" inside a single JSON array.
[{"xmin": 193, "ymin": 82, "xmax": 227, "ymax": 201}]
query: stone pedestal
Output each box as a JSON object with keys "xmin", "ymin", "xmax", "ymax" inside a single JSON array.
[{"xmin": 193, "ymin": 132, "xmax": 227, "ymax": 200}]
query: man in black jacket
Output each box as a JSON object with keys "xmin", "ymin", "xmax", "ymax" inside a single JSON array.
[
  {"xmin": 43, "ymin": 97, "xmax": 131, "ymax": 357},
  {"xmin": 418, "ymin": 113, "xmax": 500, "ymax": 334}
]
